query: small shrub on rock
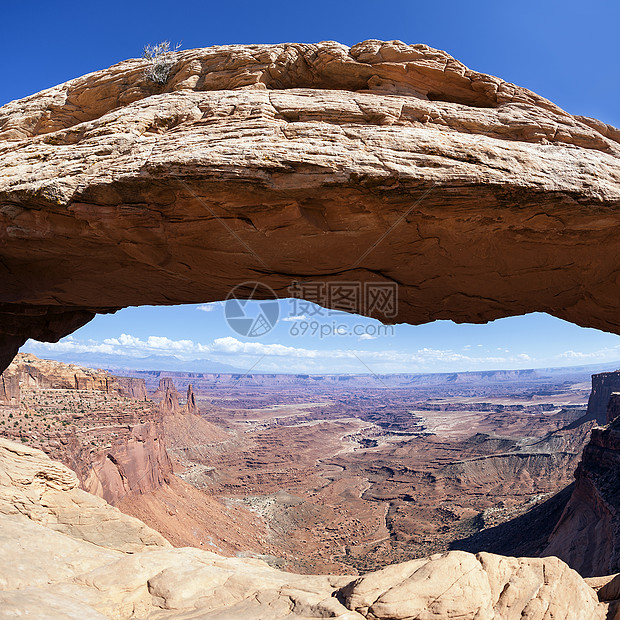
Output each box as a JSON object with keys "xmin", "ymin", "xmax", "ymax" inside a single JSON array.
[{"xmin": 143, "ymin": 41, "xmax": 181, "ymax": 85}]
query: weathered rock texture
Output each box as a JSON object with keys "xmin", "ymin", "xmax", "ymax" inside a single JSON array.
[
  {"xmin": 586, "ymin": 371, "xmax": 620, "ymax": 424},
  {"xmin": 0, "ymin": 352, "xmax": 147, "ymax": 404},
  {"xmin": 82, "ymin": 421, "xmax": 173, "ymax": 505},
  {"xmin": 0, "ymin": 437, "xmax": 611, "ymax": 618},
  {"xmin": 0, "ymin": 437, "xmax": 169, "ymax": 552},
  {"xmin": 544, "ymin": 414, "xmax": 620, "ymax": 576},
  {"xmin": 159, "ymin": 384, "xmax": 181, "ymax": 416},
  {"xmin": 608, "ymin": 393, "xmax": 620, "ymax": 424},
  {"xmin": 0, "ymin": 354, "xmax": 170, "ymax": 505},
  {"xmin": 1, "ymin": 40, "xmax": 619, "ymax": 372},
  {"xmin": 184, "ymin": 383, "xmax": 198, "ymax": 415},
  {"xmin": 153, "ymin": 377, "xmax": 181, "ymax": 402}
]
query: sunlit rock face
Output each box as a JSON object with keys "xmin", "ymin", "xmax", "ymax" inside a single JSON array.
[{"xmin": 1, "ymin": 39, "xmax": 619, "ymax": 372}]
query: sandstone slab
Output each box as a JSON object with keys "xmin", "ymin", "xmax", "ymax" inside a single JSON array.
[{"xmin": 0, "ymin": 40, "xmax": 619, "ymax": 372}]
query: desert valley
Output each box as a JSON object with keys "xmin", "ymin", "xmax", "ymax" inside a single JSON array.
[
  {"xmin": 5, "ymin": 352, "xmax": 620, "ymax": 616},
  {"xmin": 0, "ymin": 353, "xmax": 614, "ymax": 576}
]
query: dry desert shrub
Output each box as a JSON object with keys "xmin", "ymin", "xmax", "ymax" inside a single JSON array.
[{"xmin": 143, "ymin": 41, "xmax": 181, "ymax": 85}]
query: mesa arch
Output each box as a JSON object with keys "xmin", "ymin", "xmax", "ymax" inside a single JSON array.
[{"xmin": 1, "ymin": 39, "xmax": 619, "ymax": 374}]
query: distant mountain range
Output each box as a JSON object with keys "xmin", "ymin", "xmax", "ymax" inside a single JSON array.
[
  {"xmin": 19, "ymin": 347, "xmax": 620, "ymax": 385},
  {"xmin": 22, "ymin": 351, "xmax": 246, "ymax": 374}
]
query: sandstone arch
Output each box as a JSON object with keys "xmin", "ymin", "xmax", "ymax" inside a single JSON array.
[{"xmin": 1, "ymin": 40, "xmax": 619, "ymax": 373}]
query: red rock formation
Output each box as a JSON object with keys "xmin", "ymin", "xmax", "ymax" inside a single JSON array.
[
  {"xmin": 543, "ymin": 415, "xmax": 620, "ymax": 576},
  {"xmin": 1, "ymin": 354, "xmax": 171, "ymax": 507},
  {"xmin": 585, "ymin": 371, "xmax": 620, "ymax": 424},
  {"xmin": 114, "ymin": 376, "xmax": 148, "ymax": 401},
  {"xmin": 83, "ymin": 421, "xmax": 173, "ymax": 505},
  {"xmin": 0, "ymin": 41, "xmax": 619, "ymax": 373},
  {"xmin": 184, "ymin": 384, "xmax": 198, "ymax": 415},
  {"xmin": 153, "ymin": 377, "xmax": 181, "ymax": 401},
  {"xmin": 0, "ymin": 372, "xmax": 20, "ymax": 405},
  {"xmin": 159, "ymin": 384, "xmax": 181, "ymax": 416},
  {"xmin": 607, "ymin": 393, "xmax": 620, "ymax": 425},
  {"xmin": 0, "ymin": 353, "xmax": 147, "ymax": 403}
]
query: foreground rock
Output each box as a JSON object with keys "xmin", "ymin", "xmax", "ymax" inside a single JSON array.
[
  {"xmin": 1, "ymin": 40, "xmax": 620, "ymax": 371},
  {"xmin": 0, "ymin": 437, "xmax": 168, "ymax": 553},
  {"xmin": 0, "ymin": 438, "xmax": 612, "ymax": 618}
]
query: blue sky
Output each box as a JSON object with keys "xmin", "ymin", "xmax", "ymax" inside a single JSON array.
[{"xmin": 7, "ymin": 1, "xmax": 620, "ymax": 374}]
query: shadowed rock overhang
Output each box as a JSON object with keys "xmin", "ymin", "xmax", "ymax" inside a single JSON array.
[{"xmin": 1, "ymin": 39, "xmax": 619, "ymax": 372}]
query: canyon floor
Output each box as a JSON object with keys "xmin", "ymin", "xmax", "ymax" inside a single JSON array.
[
  {"xmin": 1, "ymin": 355, "xmax": 600, "ymax": 576},
  {"xmin": 155, "ymin": 374, "xmax": 593, "ymax": 574}
]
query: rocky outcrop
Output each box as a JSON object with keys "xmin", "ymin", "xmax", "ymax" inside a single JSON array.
[
  {"xmin": 608, "ymin": 392, "xmax": 620, "ymax": 424},
  {"xmin": 159, "ymin": 384, "xmax": 181, "ymax": 416},
  {"xmin": 1, "ymin": 40, "xmax": 619, "ymax": 372},
  {"xmin": 154, "ymin": 378, "xmax": 198, "ymax": 416},
  {"xmin": 115, "ymin": 375, "xmax": 148, "ymax": 400},
  {"xmin": 0, "ymin": 438, "xmax": 169, "ymax": 552},
  {"xmin": 153, "ymin": 377, "xmax": 181, "ymax": 402},
  {"xmin": 0, "ymin": 371, "xmax": 20, "ymax": 405},
  {"xmin": 0, "ymin": 354, "xmax": 170, "ymax": 506},
  {"xmin": 184, "ymin": 383, "xmax": 198, "ymax": 415},
  {"xmin": 0, "ymin": 352, "xmax": 148, "ymax": 403},
  {"xmin": 82, "ymin": 422, "xmax": 173, "ymax": 505},
  {"xmin": 585, "ymin": 371, "xmax": 620, "ymax": 424},
  {"xmin": 0, "ymin": 438, "xmax": 611, "ymax": 618},
  {"xmin": 543, "ymin": 415, "xmax": 620, "ymax": 576}
]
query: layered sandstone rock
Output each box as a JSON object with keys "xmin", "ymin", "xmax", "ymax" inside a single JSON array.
[
  {"xmin": 0, "ymin": 438, "xmax": 169, "ymax": 552},
  {"xmin": 543, "ymin": 415, "xmax": 620, "ymax": 576},
  {"xmin": 0, "ymin": 354, "xmax": 171, "ymax": 506},
  {"xmin": 153, "ymin": 377, "xmax": 181, "ymax": 402},
  {"xmin": 159, "ymin": 384, "xmax": 181, "ymax": 415},
  {"xmin": 585, "ymin": 371, "xmax": 620, "ymax": 424},
  {"xmin": 1, "ymin": 40, "xmax": 619, "ymax": 372},
  {"xmin": 0, "ymin": 438, "xmax": 611, "ymax": 618},
  {"xmin": 115, "ymin": 375, "xmax": 148, "ymax": 400},
  {"xmin": 83, "ymin": 421, "xmax": 173, "ymax": 505},
  {"xmin": 155, "ymin": 378, "xmax": 199, "ymax": 416},
  {"xmin": 0, "ymin": 352, "xmax": 148, "ymax": 403}
]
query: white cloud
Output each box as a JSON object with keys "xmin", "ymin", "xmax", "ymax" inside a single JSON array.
[
  {"xmin": 281, "ymin": 315, "xmax": 309, "ymax": 322},
  {"xmin": 196, "ymin": 303, "xmax": 221, "ymax": 313},
  {"xmin": 24, "ymin": 329, "xmax": 620, "ymax": 375}
]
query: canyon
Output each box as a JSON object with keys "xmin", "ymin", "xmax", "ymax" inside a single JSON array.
[
  {"xmin": 2, "ymin": 435, "xmax": 615, "ymax": 618},
  {"xmin": 0, "ymin": 353, "xmax": 610, "ymax": 575},
  {"xmin": 3, "ymin": 356, "xmax": 620, "ymax": 617}
]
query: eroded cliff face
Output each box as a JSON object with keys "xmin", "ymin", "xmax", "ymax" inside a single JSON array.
[
  {"xmin": 1, "ymin": 40, "xmax": 620, "ymax": 372},
  {"xmin": 586, "ymin": 371, "xmax": 620, "ymax": 424},
  {"xmin": 0, "ymin": 437, "xmax": 612, "ymax": 619},
  {"xmin": 78, "ymin": 422, "xmax": 173, "ymax": 505},
  {"xmin": 0, "ymin": 352, "xmax": 147, "ymax": 403},
  {"xmin": 0, "ymin": 354, "xmax": 170, "ymax": 505},
  {"xmin": 544, "ymin": 399, "xmax": 620, "ymax": 576}
]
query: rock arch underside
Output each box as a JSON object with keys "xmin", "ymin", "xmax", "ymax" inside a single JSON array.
[{"xmin": 1, "ymin": 39, "xmax": 619, "ymax": 375}]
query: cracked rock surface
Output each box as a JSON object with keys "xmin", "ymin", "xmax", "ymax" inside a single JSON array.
[{"xmin": 1, "ymin": 39, "xmax": 619, "ymax": 371}]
